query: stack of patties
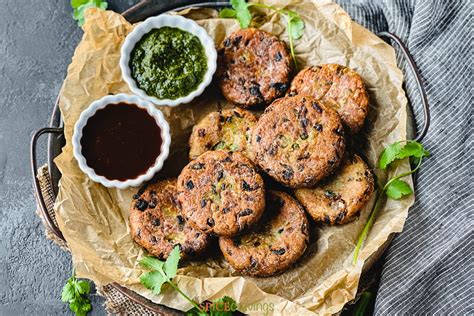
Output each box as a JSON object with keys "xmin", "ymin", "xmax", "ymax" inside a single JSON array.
[
  {"xmin": 286, "ymin": 64, "xmax": 374, "ymax": 225},
  {"xmin": 129, "ymin": 28, "xmax": 375, "ymax": 277}
]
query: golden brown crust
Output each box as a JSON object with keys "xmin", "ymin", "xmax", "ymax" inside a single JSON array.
[
  {"xmin": 250, "ymin": 95, "xmax": 346, "ymax": 188},
  {"xmin": 288, "ymin": 64, "xmax": 369, "ymax": 133},
  {"xmin": 219, "ymin": 191, "xmax": 309, "ymax": 277},
  {"xmin": 189, "ymin": 108, "xmax": 257, "ymax": 160},
  {"xmin": 177, "ymin": 151, "xmax": 265, "ymax": 237},
  {"xmin": 129, "ymin": 179, "xmax": 211, "ymax": 259},
  {"xmin": 217, "ymin": 28, "xmax": 293, "ymax": 108},
  {"xmin": 295, "ymin": 154, "xmax": 374, "ymax": 225}
]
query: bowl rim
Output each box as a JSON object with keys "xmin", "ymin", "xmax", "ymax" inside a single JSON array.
[
  {"xmin": 72, "ymin": 93, "xmax": 171, "ymax": 189},
  {"xmin": 120, "ymin": 14, "xmax": 217, "ymax": 107}
]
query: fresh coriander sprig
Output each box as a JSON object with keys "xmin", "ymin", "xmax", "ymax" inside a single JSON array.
[
  {"xmin": 139, "ymin": 246, "xmax": 205, "ymax": 313},
  {"xmin": 71, "ymin": 0, "xmax": 108, "ymax": 26},
  {"xmin": 353, "ymin": 140, "xmax": 430, "ymax": 264},
  {"xmin": 219, "ymin": 0, "xmax": 305, "ymax": 68},
  {"xmin": 61, "ymin": 269, "xmax": 92, "ymax": 316},
  {"xmin": 139, "ymin": 247, "xmax": 238, "ymax": 315}
]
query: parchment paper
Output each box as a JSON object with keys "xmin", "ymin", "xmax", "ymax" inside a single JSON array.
[{"xmin": 54, "ymin": 1, "xmax": 414, "ymax": 314}]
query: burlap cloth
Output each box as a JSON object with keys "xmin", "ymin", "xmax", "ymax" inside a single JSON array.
[{"xmin": 35, "ymin": 164, "xmax": 380, "ymax": 315}]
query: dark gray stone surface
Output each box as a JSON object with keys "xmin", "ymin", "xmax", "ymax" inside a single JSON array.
[{"xmin": 0, "ymin": 1, "xmax": 138, "ymax": 315}]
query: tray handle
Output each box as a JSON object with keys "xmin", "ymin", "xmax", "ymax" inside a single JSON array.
[
  {"xmin": 30, "ymin": 127, "xmax": 66, "ymax": 241},
  {"xmin": 377, "ymin": 31, "xmax": 430, "ymax": 142},
  {"xmin": 30, "ymin": 127, "xmax": 182, "ymax": 314},
  {"xmin": 123, "ymin": 0, "xmax": 230, "ymax": 23}
]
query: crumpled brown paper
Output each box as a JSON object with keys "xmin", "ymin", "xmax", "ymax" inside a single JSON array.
[{"xmin": 54, "ymin": 1, "xmax": 414, "ymax": 314}]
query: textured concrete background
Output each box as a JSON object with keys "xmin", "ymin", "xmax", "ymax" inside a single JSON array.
[{"xmin": 0, "ymin": 1, "xmax": 138, "ymax": 315}]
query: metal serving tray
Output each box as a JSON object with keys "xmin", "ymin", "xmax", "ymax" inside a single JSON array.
[{"xmin": 30, "ymin": 1, "xmax": 430, "ymax": 313}]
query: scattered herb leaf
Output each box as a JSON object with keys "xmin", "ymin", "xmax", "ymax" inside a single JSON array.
[
  {"xmin": 219, "ymin": 8, "xmax": 237, "ymax": 19},
  {"xmin": 140, "ymin": 271, "xmax": 167, "ymax": 295},
  {"xmin": 219, "ymin": 0, "xmax": 305, "ymax": 68},
  {"xmin": 286, "ymin": 10, "xmax": 304, "ymax": 39},
  {"xmin": 397, "ymin": 141, "xmax": 430, "ymax": 160},
  {"xmin": 378, "ymin": 142, "xmax": 402, "ymax": 169},
  {"xmin": 353, "ymin": 140, "xmax": 430, "ymax": 264},
  {"xmin": 229, "ymin": 0, "xmax": 252, "ymax": 28},
  {"xmin": 71, "ymin": 0, "xmax": 108, "ymax": 26},
  {"xmin": 139, "ymin": 255, "xmax": 165, "ymax": 271},
  {"xmin": 378, "ymin": 140, "xmax": 429, "ymax": 169},
  {"xmin": 61, "ymin": 270, "xmax": 92, "ymax": 316},
  {"xmin": 385, "ymin": 179, "xmax": 413, "ymax": 200},
  {"xmin": 163, "ymin": 245, "xmax": 180, "ymax": 280},
  {"xmin": 139, "ymin": 246, "xmax": 204, "ymax": 313},
  {"xmin": 139, "ymin": 247, "xmax": 239, "ymax": 315}
]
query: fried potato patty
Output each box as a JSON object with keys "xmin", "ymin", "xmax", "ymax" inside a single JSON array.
[
  {"xmin": 217, "ymin": 28, "xmax": 293, "ymax": 108},
  {"xmin": 219, "ymin": 191, "xmax": 309, "ymax": 277},
  {"xmin": 251, "ymin": 95, "xmax": 346, "ymax": 188},
  {"xmin": 129, "ymin": 179, "xmax": 211, "ymax": 259},
  {"xmin": 295, "ymin": 154, "xmax": 374, "ymax": 225},
  {"xmin": 189, "ymin": 108, "xmax": 257, "ymax": 160},
  {"xmin": 288, "ymin": 64, "xmax": 369, "ymax": 133},
  {"xmin": 177, "ymin": 151, "xmax": 265, "ymax": 237}
]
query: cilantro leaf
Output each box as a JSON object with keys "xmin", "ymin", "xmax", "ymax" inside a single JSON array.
[
  {"xmin": 284, "ymin": 10, "xmax": 304, "ymax": 40},
  {"xmin": 75, "ymin": 280, "xmax": 90, "ymax": 295},
  {"xmin": 139, "ymin": 246, "xmax": 180, "ymax": 285},
  {"xmin": 69, "ymin": 299, "xmax": 81, "ymax": 313},
  {"xmin": 139, "ymin": 255, "xmax": 169, "ymax": 295},
  {"xmin": 219, "ymin": 8, "xmax": 237, "ymax": 18},
  {"xmin": 163, "ymin": 246, "xmax": 180, "ymax": 279},
  {"xmin": 289, "ymin": 17, "xmax": 305, "ymax": 40},
  {"xmin": 139, "ymin": 246, "xmax": 205, "ymax": 313},
  {"xmin": 70, "ymin": 296, "xmax": 92, "ymax": 316},
  {"xmin": 71, "ymin": 0, "xmax": 88, "ymax": 7},
  {"xmin": 140, "ymin": 271, "xmax": 167, "ymax": 295},
  {"xmin": 379, "ymin": 140, "xmax": 429, "ymax": 169},
  {"xmin": 139, "ymin": 256, "xmax": 165, "ymax": 271},
  {"xmin": 61, "ymin": 272, "xmax": 92, "ymax": 316},
  {"xmin": 71, "ymin": 0, "xmax": 108, "ymax": 26},
  {"xmin": 385, "ymin": 179, "xmax": 413, "ymax": 199},
  {"xmin": 378, "ymin": 142, "xmax": 402, "ymax": 169},
  {"xmin": 79, "ymin": 300, "xmax": 92, "ymax": 313},
  {"xmin": 61, "ymin": 280, "xmax": 76, "ymax": 302},
  {"xmin": 230, "ymin": 0, "xmax": 252, "ymax": 28},
  {"xmin": 397, "ymin": 141, "xmax": 430, "ymax": 159}
]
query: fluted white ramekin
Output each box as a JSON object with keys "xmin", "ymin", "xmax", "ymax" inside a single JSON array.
[
  {"xmin": 120, "ymin": 14, "xmax": 217, "ymax": 107},
  {"xmin": 72, "ymin": 94, "xmax": 171, "ymax": 189}
]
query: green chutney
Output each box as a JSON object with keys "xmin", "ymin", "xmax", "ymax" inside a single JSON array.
[{"xmin": 129, "ymin": 27, "xmax": 208, "ymax": 100}]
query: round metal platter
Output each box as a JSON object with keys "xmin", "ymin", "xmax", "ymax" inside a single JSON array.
[{"xmin": 39, "ymin": 0, "xmax": 430, "ymax": 313}]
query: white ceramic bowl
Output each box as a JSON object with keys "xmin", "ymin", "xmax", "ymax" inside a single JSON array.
[
  {"xmin": 120, "ymin": 14, "xmax": 217, "ymax": 107},
  {"xmin": 72, "ymin": 94, "xmax": 171, "ymax": 189}
]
